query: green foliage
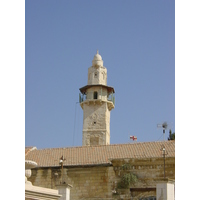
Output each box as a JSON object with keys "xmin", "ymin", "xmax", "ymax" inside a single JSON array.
[
  {"xmin": 121, "ymin": 163, "xmax": 131, "ymax": 171},
  {"xmin": 117, "ymin": 172, "xmax": 137, "ymax": 189},
  {"xmin": 168, "ymin": 129, "xmax": 175, "ymax": 140}
]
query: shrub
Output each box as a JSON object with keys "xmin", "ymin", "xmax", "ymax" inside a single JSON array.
[{"xmin": 117, "ymin": 172, "xmax": 137, "ymax": 189}]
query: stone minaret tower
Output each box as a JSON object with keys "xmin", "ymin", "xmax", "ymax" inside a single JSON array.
[{"xmin": 79, "ymin": 51, "xmax": 115, "ymax": 146}]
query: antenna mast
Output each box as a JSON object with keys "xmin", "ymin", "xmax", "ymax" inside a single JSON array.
[{"xmin": 157, "ymin": 122, "xmax": 168, "ymax": 140}]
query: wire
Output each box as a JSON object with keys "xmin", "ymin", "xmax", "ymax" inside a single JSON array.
[
  {"xmin": 73, "ymin": 102, "xmax": 79, "ymax": 146},
  {"xmin": 156, "ymin": 133, "xmax": 164, "ymax": 141}
]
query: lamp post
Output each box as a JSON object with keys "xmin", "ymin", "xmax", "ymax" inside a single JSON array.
[
  {"xmin": 59, "ymin": 156, "xmax": 66, "ymax": 184},
  {"xmin": 163, "ymin": 147, "xmax": 166, "ymax": 178},
  {"xmin": 160, "ymin": 145, "xmax": 168, "ymax": 179}
]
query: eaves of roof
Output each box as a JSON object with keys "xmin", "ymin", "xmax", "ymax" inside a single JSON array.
[{"xmin": 25, "ymin": 141, "xmax": 175, "ymax": 168}]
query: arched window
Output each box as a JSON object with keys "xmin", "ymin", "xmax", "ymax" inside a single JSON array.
[{"xmin": 94, "ymin": 91, "xmax": 98, "ymax": 99}]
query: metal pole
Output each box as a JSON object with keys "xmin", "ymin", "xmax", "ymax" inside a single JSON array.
[
  {"xmin": 61, "ymin": 162, "xmax": 63, "ymax": 183},
  {"xmin": 163, "ymin": 148, "xmax": 165, "ymax": 179},
  {"xmin": 163, "ymin": 129, "xmax": 165, "ymax": 140}
]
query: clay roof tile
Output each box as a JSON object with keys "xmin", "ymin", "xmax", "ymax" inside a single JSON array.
[{"xmin": 25, "ymin": 141, "xmax": 175, "ymax": 167}]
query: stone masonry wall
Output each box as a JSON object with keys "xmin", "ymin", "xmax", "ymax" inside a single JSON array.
[
  {"xmin": 29, "ymin": 157, "xmax": 175, "ymax": 200},
  {"xmin": 112, "ymin": 157, "xmax": 175, "ymax": 200},
  {"xmin": 82, "ymin": 101, "xmax": 111, "ymax": 146},
  {"xmin": 30, "ymin": 165, "xmax": 116, "ymax": 199}
]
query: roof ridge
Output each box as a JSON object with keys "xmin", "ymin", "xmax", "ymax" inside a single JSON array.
[
  {"xmin": 26, "ymin": 140, "xmax": 174, "ymax": 151},
  {"xmin": 25, "ymin": 141, "xmax": 175, "ymax": 167}
]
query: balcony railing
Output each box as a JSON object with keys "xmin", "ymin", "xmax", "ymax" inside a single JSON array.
[
  {"xmin": 79, "ymin": 93, "xmax": 86, "ymax": 103},
  {"xmin": 107, "ymin": 93, "xmax": 115, "ymax": 105},
  {"xmin": 79, "ymin": 92, "xmax": 115, "ymax": 105}
]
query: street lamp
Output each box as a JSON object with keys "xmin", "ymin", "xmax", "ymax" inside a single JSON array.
[{"xmin": 160, "ymin": 145, "xmax": 168, "ymax": 179}]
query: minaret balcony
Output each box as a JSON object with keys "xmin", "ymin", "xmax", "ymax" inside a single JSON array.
[{"xmin": 79, "ymin": 93, "xmax": 115, "ymax": 110}]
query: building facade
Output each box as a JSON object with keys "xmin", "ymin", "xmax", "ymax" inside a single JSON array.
[{"xmin": 26, "ymin": 141, "xmax": 175, "ymax": 200}]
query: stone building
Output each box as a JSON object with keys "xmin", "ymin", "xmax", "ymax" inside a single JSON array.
[
  {"xmin": 26, "ymin": 141, "xmax": 175, "ymax": 200},
  {"xmin": 25, "ymin": 52, "xmax": 175, "ymax": 200},
  {"xmin": 79, "ymin": 51, "xmax": 115, "ymax": 146}
]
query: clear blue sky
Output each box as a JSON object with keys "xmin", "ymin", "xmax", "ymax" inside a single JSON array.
[
  {"xmin": 25, "ymin": 0, "xmax": 175, "ymax": 149},
  {"xmin": 3, "ymin": 1, "xmax": 200, "ymax": 199}
]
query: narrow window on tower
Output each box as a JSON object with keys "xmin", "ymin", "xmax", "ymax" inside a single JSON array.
[
  {"xmin": 94, "ymin": 72, "xmax": 98, "ymax": 78},
  {"xmin": 94, "ymin": 91, "xmax": 98, "ymax": 99}
]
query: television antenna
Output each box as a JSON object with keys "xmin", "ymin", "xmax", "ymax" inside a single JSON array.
[{"xmin": 157, "ymin": 122, "xmax": 170, "ymax": 141}]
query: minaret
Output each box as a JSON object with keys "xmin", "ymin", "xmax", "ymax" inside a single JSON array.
[{"xmin": 79, "ymin": 51, "xmax": 115, "ymax": 146}]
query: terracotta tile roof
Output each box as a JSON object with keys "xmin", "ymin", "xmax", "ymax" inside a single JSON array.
[
  {"xmin": 25, "ymin": 141, "xmax": 175, "ymax": 167},
  {"xmin": 25, "ymin": 147, "xmax": 37, "ymax": 156}
]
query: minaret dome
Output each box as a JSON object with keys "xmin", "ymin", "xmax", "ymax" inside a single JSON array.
[{"xmin": 92, "ymin": 50, "xmax": 103, "ymax": 67}]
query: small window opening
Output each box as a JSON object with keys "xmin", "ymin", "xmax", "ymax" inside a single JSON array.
[
  {"xmin": 94, "ymin": 91, "xmax": 98, "ymax": 99},
  {"xmin": 93, "ymin": 121, "xmax": 96, "ymax": 125},
  {"xmin": 94, "ymin": 72, "xmax": 98, "ymax": 78}
]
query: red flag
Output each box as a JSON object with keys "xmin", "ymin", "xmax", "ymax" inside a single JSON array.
[{"xmin": 130, "ymin": 136, "xmax": 137, "ymax": 141}]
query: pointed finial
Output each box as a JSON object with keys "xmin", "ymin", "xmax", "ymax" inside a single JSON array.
[{"xmin": 97, "ymin": 50, "xmax": 99, "ymax": 54}]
